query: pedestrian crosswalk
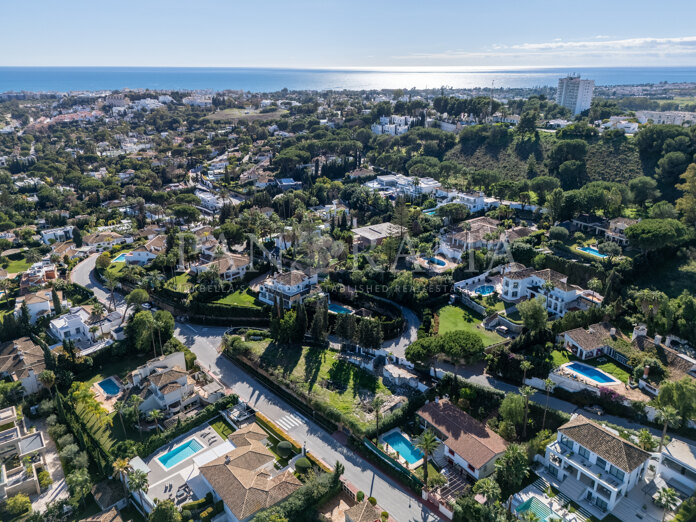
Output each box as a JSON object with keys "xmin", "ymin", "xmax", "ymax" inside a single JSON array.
[{"xmin": 274, "ymin": 413, "xmax": 305, "ymax": 431}]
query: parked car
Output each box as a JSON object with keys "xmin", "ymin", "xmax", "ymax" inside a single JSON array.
[{"xmin": 584, "ymin": 405, "xmax": 604, "ymax": 415}]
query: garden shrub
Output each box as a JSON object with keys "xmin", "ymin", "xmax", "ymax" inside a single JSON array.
[{"xmin": 368, "ymin": 496, "xmax": 377, "ymax": 506}]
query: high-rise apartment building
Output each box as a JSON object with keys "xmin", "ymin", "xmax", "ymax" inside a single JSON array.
[{"xmin": 556, "ymin": 75, "xmax": 594, "ymax": 115}]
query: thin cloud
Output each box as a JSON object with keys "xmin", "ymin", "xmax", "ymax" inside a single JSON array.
[{"xmin": 396, "ymin": 35, "xmax": 696, "ymax": 65}]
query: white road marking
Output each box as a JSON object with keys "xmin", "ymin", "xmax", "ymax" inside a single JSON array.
[{"xmin": 274, "ymin": 413, "xmax": 303, "ymax": 431}]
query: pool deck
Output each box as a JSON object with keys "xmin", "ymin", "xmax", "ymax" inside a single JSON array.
[
  {"xmin": 560, "ymin": 362, "xmax": 620, "ymax": 387},
  {"xmin": 411, "ymin": 255, "xmax": 457, "ymax": 273},
  {"xmin": 91, "ymin": 376, "xmax": 124, "ymax": 413},
  {"xmin": 140, "ymin": 420, "xmax": 233, "ymax": 507},
  {"xmin": 511, "ymin": 486, "xmax": 571, "ymax": 521},
  {"xmin": 379, "ymin": 428, "xmax": 424, "ymax": 470}
]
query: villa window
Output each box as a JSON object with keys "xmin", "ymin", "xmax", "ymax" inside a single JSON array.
[
  {"xmin": 596, "ymin": 457, "xmax": 607, "ymax": 471},
  {"xmin": 609, "ymin": 465, "xmax": 625, "ymax": 482},
  {"xmin": 578, "ymin": 446, "xmax": 590, "ymax": 459},
  {"xmin": 560, "ymin": 435, "xmax": 573, "ymax": 451}
]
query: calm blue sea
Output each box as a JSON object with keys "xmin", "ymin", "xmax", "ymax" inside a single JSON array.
[{"xmin": 0, "ymin": 66, "xmax": 695, "ymax": 93}]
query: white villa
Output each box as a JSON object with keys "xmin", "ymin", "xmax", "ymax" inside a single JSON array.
[
  {"xmin": 500, "ymin": 264, "xmax": 603, "ymax": 317},
  {"xmin": 14, "ymin": 289, "xmax": 66, "ymax": 323},
  {"xmin": 258, "ymin": 270, "xmax": 321, "ymax": 309},
  {"xmin": 0, "ymin": 337, "xmax": 47, "ymax": 396},
  {"xmin": 543, "ymin": 415, "xmax": 650, "ymax": 513},
  {"xmin": 190, "ymin": 253, "xmax": 251, "ymax": 282},
  {"xmin": 0, "ymin": 406, "xmax": 46, "ymax": 500},
  {"xmin": 124, "ymin": 235, "xmax": 167, "ymax": 265},
  {"xmin": 49, "ymin": 307, "xmax": 93, "ymax": 343},
  {"xmin": 364, "ymin": 173, "xmax": 441, "ymax": 198},
  {"xmin": 658, "ymin": 439, "xmax": 696, "ymax": 496},
  {"xmin": 125, "ymin": 352, "xmax": 198, "ymax": 416}
]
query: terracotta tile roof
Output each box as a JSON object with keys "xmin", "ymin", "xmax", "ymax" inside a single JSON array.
[
  {"xmin": 559, "ymin": 415, "xmax": 650, "ymax": 473},
  {"xmin": 0, "ymin": 337, "xmax": 45, "ymax": 379},
  {"xmin": 199, "ymin": 436, "xmax": 301, "ymax": 520},
  {"xmin": 149, "ymin": 366, "xmax": 187, "ymax": 388},
  {"xmin": 275, "ymin": 270, "xmax": 310, "ymax": 286},
  {"xmin": 417, "ymin": 399, "xmax": 507, "ymax": 469},
  {"xmin": 81, "ymin": 507, "xmax": 123, "ymax": 522},
  {"xmin": 229, "ymin": 423, "xmax": 268, "ymax": 447},
  {"xmin": 563, "ymin": 322, "xmax": 616, "ymax": 351},
  {"xmin": 345, "ymin": 500, "xmax": 380, "ymax": 522}
]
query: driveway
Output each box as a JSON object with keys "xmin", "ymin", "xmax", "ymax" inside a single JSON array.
[{"xmin": 374, "ymin": 296, "xmax": 421, "ymax": 360}]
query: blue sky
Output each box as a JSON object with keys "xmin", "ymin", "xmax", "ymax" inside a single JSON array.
[{"xmin": 4, "ymin": 0, "xmax": 696, "ymax": 68}]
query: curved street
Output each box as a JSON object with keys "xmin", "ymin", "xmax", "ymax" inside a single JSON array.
[{"xmin": 71, "ymin": 254, "xmax": 442, "ymax": 522}]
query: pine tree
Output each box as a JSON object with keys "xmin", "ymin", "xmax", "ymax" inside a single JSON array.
[
  {"xmin": 296, "ymin": 303, "xmax": 308, "ymax": 340},
  {"xmin": 52, "ymin": 288, "xmax": 62, "ymax": 315}
]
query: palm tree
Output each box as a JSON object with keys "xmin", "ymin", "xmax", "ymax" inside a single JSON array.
[
  {"xmin": 520, "ymin": 386, "xmax": 535, "ymax": 439},
  {"xmin": 520, "ymin": 361, "xmax": 533, "ymax": 383},
  {"xmin": 127, "ymin": 469, "xmax": 149, "ymax": 510},
  {"xmin": 114, "ymin": 400, "xmax": 128, "ymax": 437},
  {"xmin": 472, "ymin": 477, "xmax": 501, "ymax": 505},
  {"xmin": 38, "ymin": 369, "xmax": 55, "ymax": 398},
  {"xmin": 149, "ymin": 409, "xmax": 163, "ymax": 433},
  {"xmin": 104, "ymin": 271, "xmax": 118, "ymax": 312},
  {"xmin": 657, "ymin": 406, "xmax": 681, "ymax": 451},
  {"xmin": 128, "ymin": 395, "xmax": 144, "ymax": 439},
  {"xmin": 542, "ymin": 378, "xmax": 554, "ymax": 431},
  {"xmin": 112, "ymin": 458, "xmax": 131, "ymax": 503},
  {"xmin": 91, "ymin": 302, "xmax": 105, "ymax": 338},
  {"xmin": 654, "ymin": 487, "xmax": 678, "ymax": 522},
  {"xmin": 415, "ymin": 430, "xmax": 440, "ymax": 489},
  {"xmin": 66, "ymin": 468, "xmax": 92, "ymax": 509}
]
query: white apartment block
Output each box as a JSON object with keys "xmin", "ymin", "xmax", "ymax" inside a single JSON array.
[{"xmin": 556, "ymin": 75, "xmax": 595, "ymax": 115}]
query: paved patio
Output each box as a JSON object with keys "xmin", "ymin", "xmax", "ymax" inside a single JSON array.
[{"xmin": 138, "ymin": 420, "xmax": 233, "ymax": 507}]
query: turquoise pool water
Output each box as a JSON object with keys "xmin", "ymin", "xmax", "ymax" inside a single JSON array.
[
  {"xmin": 328, "ymin": 303, "xmax": 352, "ymax": 314},
  {"xmin": 577, "ymin": 246, "xmax": 608, "ymax": 259},
  {"xmin": 97, "ymin": 378, "xmax": 121, "ymax": 396},
  {"xmin": 158, "ymin": 439, "xmax": 204, "ymax": 469},
  {"xmin": 422, "ymin": 255, "xmax": 446, "ymax": 266},
  {"xmin": 112, "ymin": 253, "xmax": 128, "ymax": 263},
  {"xmin": 516, "ymin": 497, "xmax": 561, "ymax": 521},
  {"xmin": 383, "ymin": 432, "xmax": 423, "ymax": 465},
  {"xmin": 567, "ymin": 362, "xmax": 618, "ymax": 384},
  {"xmin": 475, "ymin": 285, "xmax": 495, "ymax": 296},
  {"xmin": 424, "ymin": 209, "xmax": 437, "ymax": 215}
]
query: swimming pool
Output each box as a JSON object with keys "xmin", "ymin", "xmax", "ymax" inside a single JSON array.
[
  {"xmin": 516, "ymin": 497, "xmax": 562, "ymax": 522},
  {"xmin": 577, "ymin": 246, "xmax": 608, "ymax": 259},
  {"xmin": 328, "ymin": 303, "xmax": 352, "ymax": 314},
  {"xmin": 158, "ymin": 439, "xmax": 204, "ymax": 469},
  {"xmin": 566, "ymin": 362, "xmax": 618, "ymax": 384},
  {"xmin": 112, "ymin": 253, "xmax": 128, "ymax": 263},
  {"xmin": 422, "ymin": 256, "xmax": 446, "ymax": 267},
  {"xmin": 475, "ymin": 285, "xmax": 495, "ymax": 296},
  {"xmin": 383, "ymin": 431, "xmax": 423, "ymax": 465},
  {"xmin": 424, "ymin": 209, "xmax": 437, "ymax": 216},
  {"xmin": 97, "ymin": 377, "xmax": 121, "ymax": 396}
]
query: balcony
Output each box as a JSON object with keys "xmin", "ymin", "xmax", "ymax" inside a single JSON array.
[{"xmin": 549, "ymin": 441, "xmax": 624, "ymax": 490}]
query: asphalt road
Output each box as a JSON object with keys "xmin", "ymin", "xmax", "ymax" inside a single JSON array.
[{"xmin": 72, "ymin": 254, "xmax": 441, "ymax": 522}]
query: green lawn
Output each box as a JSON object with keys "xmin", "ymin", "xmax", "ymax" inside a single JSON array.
[
  {"xmin": 250, "ymin": 341, "xmax": 392, "ymax": 432},
  {"xmin": 210, "ymin": 418, "xmax": 235, "ymax": 439},
  {"xmin": 166, "ymin": 273, "xmax": 193, "ymax": 292},
  {"xmin": 550, "ymin": 349, "xmax": 631, "ymax": 383},
  {"xmin": 414, "ymin": 461, "xmax": 441, "ymax": 483},
  {"xmin": 437, "ymin": 305, "xmax": 504, "ymax": 346},
  {"xmin": 4, "ymin": 257, "xmax": 31, "ymax": 274},
  {"xmin": 215, "ymin": 288, "xmax": 261, "ymax": 308},
  {"xmin": 106, "ymin": 261, "xmax": 126, "ymax": 278}
]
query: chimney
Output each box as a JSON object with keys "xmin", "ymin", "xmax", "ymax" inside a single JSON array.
[
  {"xmin": 434, "ymin": 396, "xmax": 439, "ymax": 403},
  {"xmin": 632, "ymin": 323, "xmax": 648, "ymax": 341},
  {"xmin": 643, "ymin": 365, "xmax": 650, "ymax": 380},
  {"xmin": 654, "ymin": 334, "xmax": 662, "ymax": 346},
  {"xmin": 225, "ymin": 455, "xmax": 231, "ymax": 465},
  {"xmin": 609, "ymin": 327, "xmax": 616, "ymax": 337}
]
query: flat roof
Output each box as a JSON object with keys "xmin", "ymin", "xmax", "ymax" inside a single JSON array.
[
  {"xmin": 19, "ymin": 432, "xmax": 44, "ymax": 454},
  {"xmin": 663, "ymin": 439, "xmax": 696, "ymax": 471}
]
